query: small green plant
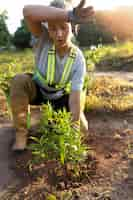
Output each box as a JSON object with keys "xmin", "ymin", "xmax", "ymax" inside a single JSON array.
[
  {"xmin": 46, "ymin": 194, "xmax": 57, "ymax": 200},
  {"xmin": 29, "ymin": 103, "xmax": 87, "ymax": 165}
]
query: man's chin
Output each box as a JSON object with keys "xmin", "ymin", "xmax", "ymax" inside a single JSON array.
[{"xmin": 56, "ymin": 41, "xmax": 67, "ymax": 48}]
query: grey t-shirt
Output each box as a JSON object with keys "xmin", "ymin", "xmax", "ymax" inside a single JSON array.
[{"xmin": 33, "ymin": 24, "xmax": 86, "ymax": 98}]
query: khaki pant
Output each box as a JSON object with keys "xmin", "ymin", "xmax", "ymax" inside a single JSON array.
[
  {"xmin": 10, "ymin": 73, "xmax": 38, "ymax": 150},
  {"xmin": 10, "ymin": 73, "xmax": 37, "ymax": 131}
]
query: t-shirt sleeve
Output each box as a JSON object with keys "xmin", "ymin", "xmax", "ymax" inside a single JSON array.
[{"xmin": 71, "ymin": 50, "xmax": 86, "ymax": 91}]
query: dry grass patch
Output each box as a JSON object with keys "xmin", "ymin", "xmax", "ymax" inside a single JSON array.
[{"xmin": 86, "ymin": 76, "xmax": 133, "ymax": 111}]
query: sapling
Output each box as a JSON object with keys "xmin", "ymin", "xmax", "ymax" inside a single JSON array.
[{"xmin": 29, "ymin": 103, "xmax": 87, "ymax": 165}]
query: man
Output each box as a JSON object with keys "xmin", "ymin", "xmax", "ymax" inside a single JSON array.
[{"xmin": 10, "ymin": 0, "xmax": 94, "ymax": 151}]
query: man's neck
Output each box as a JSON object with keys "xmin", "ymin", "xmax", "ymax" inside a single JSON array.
[{"xmin": 56, "ymin": 42, "xmax": 72, "ymax": 57}]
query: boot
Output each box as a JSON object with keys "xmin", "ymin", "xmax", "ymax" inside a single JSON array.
[
  {"xmin": 10, "ymin": 95, "xmax": 29, "ymax": 151},
  {"xmin": 11, "ymin": 106, "xmax": 29, "ymax": 151}
]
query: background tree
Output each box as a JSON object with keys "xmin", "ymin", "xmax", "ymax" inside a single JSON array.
[
  {"xmin": 76, "ymin": 6, "xmax": 133, "ymax": 47},
  {"xmin": 12, "ymin": 19, "xmax": 31, "ymax": 49},
  {"xmin": 76, "ymin": 16, "xmax": 114, "ymax": 47},
  {"xmin": 0, "ymin": 10, "xmax": 11, "ymax": 47}
]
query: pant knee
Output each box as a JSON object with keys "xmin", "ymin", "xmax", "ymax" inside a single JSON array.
[
  {"xmin": 10, "ymin": 73, "xmax": 36, "ymax": 102},
  {"xmin": 11, "ymin": 73, "xmax": 30, "ymax": 89}
]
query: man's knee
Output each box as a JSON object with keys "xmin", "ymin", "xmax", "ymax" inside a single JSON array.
[
  {"xmin": 10, "ymin": 73, "xmax": 35, "ymax": 100},
  {"xmin": 11, "ymin": 73, "xmax": 31, "ymax": 87}
]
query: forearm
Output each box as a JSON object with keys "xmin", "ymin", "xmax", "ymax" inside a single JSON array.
[
  {"xmin": 23, "ymin": 5, "xmax": 68, "ymax": 23},
  {"xmin": 69, "ymin": 91, "xmax": 80, "ymax": 122}
]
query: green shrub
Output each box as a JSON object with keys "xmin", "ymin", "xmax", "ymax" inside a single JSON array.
[{"xmin": 29, "ymin": 103, "xmax": 87, "ymax": 165}]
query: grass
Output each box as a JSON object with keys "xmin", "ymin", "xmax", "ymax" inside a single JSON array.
[
  {"xmin": 0, "ymin": 49, "xmax": 34, "ymax": 90},
  {"xmin": 0, "ymin": 49, "xmax": 34, "ymax": 70},
  {"xmin": 83, "ymin": 41, "xmax": 133, "ymax": 71},
  {"xmin": 86, "ymin": 76, "xmax": 133, "ymax": 112}
]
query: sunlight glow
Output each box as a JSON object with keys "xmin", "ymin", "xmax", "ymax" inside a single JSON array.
[{"xmin": 73, "ymin": 0, "xmax": 133, "ymax": 10}]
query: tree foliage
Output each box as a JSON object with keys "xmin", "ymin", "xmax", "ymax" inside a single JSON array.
[
  {"xmin": 76, "ymin": 20, "xmax": 114, "ymax": 47},
  {"xmin": 76, "ymin": 7, "xmax": 133, "ymax": 47},
  {"xmin": 0, "ymin": 10, "xmax": 10, "ymax": 47},
  {"xmin": 12, "ymin": 19, "xmax": 31, "ymax": 49}
]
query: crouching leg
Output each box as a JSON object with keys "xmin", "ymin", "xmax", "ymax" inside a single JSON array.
[{"xmin": 10, "ymin": 73, "xmax": 37, "ymax": 151}]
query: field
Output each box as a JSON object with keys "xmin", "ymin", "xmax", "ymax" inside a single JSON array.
[{"xmin": 0, "ymin": 42, "xmax": 133, "ymax": 199}]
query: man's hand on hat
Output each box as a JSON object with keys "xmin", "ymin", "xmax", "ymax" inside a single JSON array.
[{"xmin": 68, "ymin": 0, "xmax": 94, "ymax": 24}]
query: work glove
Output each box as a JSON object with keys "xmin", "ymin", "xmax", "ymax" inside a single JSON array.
[{"xmin": 68, "ymin": 0, "xmax": 94, "ymax": 24}]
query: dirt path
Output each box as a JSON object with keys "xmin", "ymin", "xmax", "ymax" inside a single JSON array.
[
  {"xmin": 0, "ymin": 119, "xmax": 17, "ymax": 197},
  {"xmin": 0, "ymin": 112, "xmax": 40, "ymax": 199},
  {"xmin": 0, "ymin": 72, "xmax": 133, "ymax": 199},
  {"xmin": 96, "ymin": 71, "xmax": 133, "ymax": 82}
]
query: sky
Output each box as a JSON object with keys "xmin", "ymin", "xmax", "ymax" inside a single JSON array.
[{"xmin": 1, "ymin": 0, "xmax": 133, "ymax": 34}]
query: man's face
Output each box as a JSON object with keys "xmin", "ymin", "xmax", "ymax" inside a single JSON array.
[{"xmin": 48, "ymin": 22, "xmax": 72, "ymax": 48}]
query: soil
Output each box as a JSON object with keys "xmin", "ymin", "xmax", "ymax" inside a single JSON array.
[{"xmin": 0, "ymin": 73, "xmax": 133, "ymax": 200}]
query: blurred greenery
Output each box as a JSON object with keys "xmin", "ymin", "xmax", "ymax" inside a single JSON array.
[
  {"xmin": 0, "ymin": 10, "xmax": 11, "ymax": 47},
  {"xmin": 12, "ymin": 19, "xmax": 31, "ymax": 49}
]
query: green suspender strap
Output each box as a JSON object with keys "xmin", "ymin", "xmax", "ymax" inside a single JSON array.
[
  {"xmin": 46, "ymin": 45, "xmax": 55, "ymax": 85},
  {"xmin": 33, "ymin": 45, "xmax": 55, "ymax": 86},
  {"xmin": 59, "ymin": 46, "xmax": 77, "ymax": 86},
  {"xmin": 34, "ymin": 44, "xmax": 77, "ymax": 90}
]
